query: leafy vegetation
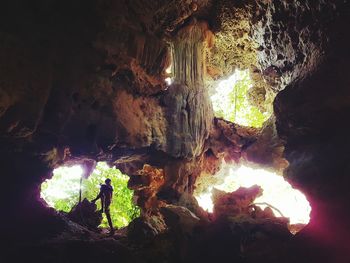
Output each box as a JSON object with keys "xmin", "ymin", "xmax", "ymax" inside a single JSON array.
[
  {"xmin": 41, "ymin": 162, "xmax": 140, "ymax": 228},
  {"xmin": 211, "ymin": 69, "xmax": 269, "ymax": 128},
  {"xmin": 82, "ymin": 162, "xmax": 140, "ymax": 228}
]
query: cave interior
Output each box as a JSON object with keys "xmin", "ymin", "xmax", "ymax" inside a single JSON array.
[{"xmin": 1, "ymin": 0, "xmax": 350, "ymax": 262}]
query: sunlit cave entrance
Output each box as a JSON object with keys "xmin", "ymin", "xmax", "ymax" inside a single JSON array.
[
  {"xmin": 40, "ymin": 162, "xmax": 140, "ymax": 230},
  {"xmin": 194, "ymin": 162, "xmax": 311, "ymax": 234},
  {"xmin": 210, "ymin": 69, "xmax": 272, "ymax": 128},
  {"xmin": 203, "ymin": 68, "xmax": 312, "ymax": 234}
]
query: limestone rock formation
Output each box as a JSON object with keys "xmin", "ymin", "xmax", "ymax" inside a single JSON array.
[
  {"xmin": 128, "ymin": 164, "xmax": 166, "ymax": 214},
  {"xmin": 212, "ymin": 185, "xmax": 262, "ymax": 219},
  {"xmin": 160, "ymin": 204, "xmax": 200, "ymax": 235},
  {"xmin": 67, "ymin": 198, "xmax": 103, "ymax": 230},
  {"xmin": 161, "ymin": 20, "xmax": 214, "ymax": 158},
  {"xmin": 1, "ymin": 0, "xmax": 350, "ymax": 262}
]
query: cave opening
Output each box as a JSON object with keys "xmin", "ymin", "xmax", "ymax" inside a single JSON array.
[
  {"xmin": 2, "ymin": 0, "xmax": 350, "ymax": 262},
  {"xmin": 194, "ymin": 162, "xmax": 311, "ymax": 234},
  {"xmin": 40, "ymin": 162, "xmax": 140, "ymax": 229},
  {"xmin": 210, "ymin": 69, "xmax": 272, "ymax": 128}
]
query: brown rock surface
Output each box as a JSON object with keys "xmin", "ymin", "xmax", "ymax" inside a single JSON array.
[
  {"xmin": 67, "ymin": 198, "xmax": 103, "ymax": 230},
  {"xmin": 129, "ymin": 164, "xmax": 166, "ymax": 214},
  {"xmin": 212, "ymin": 185, "xmax": 262, "ymax": 219},
  {"xmin": 1, "ymin": 0, "xmax": 350, "ymax": 262}
]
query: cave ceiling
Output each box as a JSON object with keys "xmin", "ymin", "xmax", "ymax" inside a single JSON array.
[
  {"xmin": 0, "ymin": 0, "xmax": 338, "ymax": 165},
  {"xmin": 1, "ymin": 0, "xmax": 350, "ymax": 261}
]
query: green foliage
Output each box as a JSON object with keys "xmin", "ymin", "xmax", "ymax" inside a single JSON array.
[
  {"xmin": 40, "ymin": 162, "xmax": 140, "ymax": 228},
  {"xmin": 40, "ymin": 166, "xmax": 82, "ymax": 212},
  {"xmin": 82, "ymin": 162, "xmax": 141, "ymax": 228},
  {"xmin": 211, "ymin": 70, "xmax": 269, "ymax": 128}
]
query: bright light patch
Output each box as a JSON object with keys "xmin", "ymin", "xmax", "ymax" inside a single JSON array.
[
  {"xmin": 211, "ymin": 69, "xmax": 270, "ymax": 128},
  {"xmin": 41, "ymin": 165, "xmax": 83, "ymax": 206},
  {"xmin": 40, "ymin": 162, "xmax": 141, "ymax": 228},
  {"xmin": 195, "ymin": 165, "xmax": 311, "ymax": 225},
  {"xmin": 165, "ymin": 64, "xmax": 173, "ymax": 85},
  {"xmin": 165, "ymin": 77, "xmax": 173, "ymax": 85},
  {"xmin": 165, "ymin": 65, "xmax": 172, "ymax": 74}
]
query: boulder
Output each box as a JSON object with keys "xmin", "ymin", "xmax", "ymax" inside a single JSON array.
[
  {"xmin": 213, "ymin": 185, "xmax": 263, "ymax": 219},
  {"xmin": 127, "ymin": 217, "xmax": 160, "ymax": 243},
  {"xmin": 67, "ymin": 198, "xmax": 102, "ymax": 230},
  {"xmin": 160, "ymin": 204, "xmax": 200, "ymax": 235}
]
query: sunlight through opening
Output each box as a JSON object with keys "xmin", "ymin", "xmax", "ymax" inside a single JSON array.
[
  {"xmin": 211, "ymin": 69, "xmax": 270, "ymax": 128},
  {"xmin": 194, "ymin": 164, "xmax": 311, "ymax": 226},
  {"xmin": 40, "ymin": 162, "xmax": 140, "ymax": 228}
]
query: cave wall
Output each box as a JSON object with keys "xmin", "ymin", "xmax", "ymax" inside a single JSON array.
[
  {"xmin": 0, "ymin": 0, "xmax": 213, "ymax": 245},
  {"xmin": 206, "ymin": 0, "xmax": 342, "ymax": 113},
  {"xmin": 0, "ymin": 0, "xmax": 217, "ymax": 160},
  {"xmin": 274, "ymin": 3, "xmax": 350, "ymax": 260},
  {"xmin": 1, "ymin": 0, "xmax": 350, "ymax": 262}
]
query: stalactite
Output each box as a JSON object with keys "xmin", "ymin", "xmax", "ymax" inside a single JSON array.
[
  {"xmin": 172, "ymin": 20, "xmax": 214, "ymax": 87},
  {"xmin": 162, "ymin": 20, "xmax": 214, "ymax": 158}
]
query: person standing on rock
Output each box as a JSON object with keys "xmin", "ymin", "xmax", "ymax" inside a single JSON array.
[{"xmin": 91, "ymin": 178, "xmax": 114, "ymax": 234}]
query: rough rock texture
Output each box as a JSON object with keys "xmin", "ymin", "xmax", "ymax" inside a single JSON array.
[
  {"xmin": 251, "ymin": 0, "xmax": 338, "ymax": 91},
  {"xmin": 244, "ymin": 116, "xmax": 288, "ymax": 172},
  {"xmin": 67, "ymin": 198, "xmax": 103, "ymax": 230},
  {"xmin": 206, "ymin": 0, "xmax": 341, "ymax": 112},
  {"xmin": 0, "ymin": 0, "xmax": 213, "ymax": 161},
  {"xmin": 160, "ymin": 204, "xmax": 200, "ymax": 235},
  {"xmin": 1, "ymin": 0, "xmax": 350, "ymax": 262},
  {"xmin": 128, "ymin": 164, "xmax": 166, "ymax": 214},
  {"xmin": 162, "ymin": 20, "xmax": 214, "ymax": 158},
  {"xmin": 206, "ymin": 0, "xmax": 273, "ymax": 112},
  {"xmin": 208, "ymin": 118, "xmax": 257, "ymax": 162},
  {"xmin": 273, "ymin": 2, "xmax": 350, "ymax": 261},
  {"xmin": 212, "ymin": 185, "xmax": 263, "ymax": 219},
  {"xmin": 127, "ymin": 217, "xmax": 162, "ymax": 243},
  {"xmin": 194, "ymin": 118, "xmax": 258, "ymax": 194}
]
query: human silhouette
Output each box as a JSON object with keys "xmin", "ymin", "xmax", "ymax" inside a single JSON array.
[{"xmin": 92, "ymin": 178, "xmax": 114, "ymax": 234}]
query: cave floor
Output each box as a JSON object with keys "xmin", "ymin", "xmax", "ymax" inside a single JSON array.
[{"xmin": 6, "ymin": 214, "xmax": 333, "ymax": 263}]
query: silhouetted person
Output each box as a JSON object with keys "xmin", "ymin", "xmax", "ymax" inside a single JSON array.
[{"xmin": 92, "ymin": 178, "xmax": 114, "ymax": 234}]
